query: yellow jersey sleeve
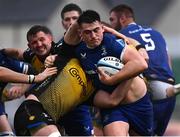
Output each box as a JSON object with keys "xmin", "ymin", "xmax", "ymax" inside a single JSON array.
[
  {"xmin": 38, "ymin": 58, "xmax": 95, "ymax": 121},
  {"xmin": 31, "ymin": 56, "xmax": 45, "ymax": 72}
]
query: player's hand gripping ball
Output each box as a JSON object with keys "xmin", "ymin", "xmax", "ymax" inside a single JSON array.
[{"xmin": 97, "ymin": 56, "xmax": 124, "ymax": 77}]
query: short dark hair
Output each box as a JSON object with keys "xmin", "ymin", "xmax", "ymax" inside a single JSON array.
[
  {"xmin": 27, "ymin": 25, "xmax": 52, "ymax": 41},
  {"xmin": 110, "ymin": 4, "xmax": 135, "ymax": 19},
  {"xmin": 77, "ymin": 10, "xmax": 101, "ymax": 25},
  {"xmin": 61, "ymin": 3, "xmax": 82, "ymax": 19}
]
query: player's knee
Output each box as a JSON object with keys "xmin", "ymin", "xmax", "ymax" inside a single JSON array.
[{"xmin": 14, "ymin": 99, "xmax": 56, "ymax": 136}]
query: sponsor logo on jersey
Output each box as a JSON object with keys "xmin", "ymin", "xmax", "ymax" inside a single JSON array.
[
  {"xmin": 101, "ymin": 46, "xmax": 107, "ymax": 56},
  {"xmin": 34, "ymin": 77, "xmax": 51, "ymax": 92},
  {"xmin": 80, "ymin": 53, "xmax": 87, "ymax": 59},
  {"xmin": 69, "ymin": 67, "xmax": 87, "ymax": 96},
  {"xmin": 102, "ymin": 56, "xmax": 121, "ymax": 63}
]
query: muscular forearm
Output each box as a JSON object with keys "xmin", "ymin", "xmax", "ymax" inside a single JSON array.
[
  {"xmin": 114, "ymin": 61, "xmax": 145, "ymax": 82},
  {"xmin": 0, "ymin": 67, "xmax": 29, "ymax": 83},
  {"xmin": 112, "ymin": 47, "xmax": 148, "ymax": 84},
  {"xmin": 64, "ymin": 22, "xmax": 81, "ymax": 45},
  {"xmin": 94, "ymin": 79, "xmax": 132, "ymax": 108},
  {"xmin": 0, "ymin": 66, "xmax": 57, "ymax": 84},
  {"xmin": 103, "ymin": 25, "xmax": 127, "ymax": 40}
]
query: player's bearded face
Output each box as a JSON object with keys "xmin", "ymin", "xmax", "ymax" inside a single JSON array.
[
  {"xmin": 80, "ymin": 21, "xmax": 104, "ymax": 48},
  {"xmin": 28, "ymin": 31, "xmax": 52, "ymax": 57},
  {"xmin": 109, "ymin": 12, "xmax": 122, "ymax": 31}
]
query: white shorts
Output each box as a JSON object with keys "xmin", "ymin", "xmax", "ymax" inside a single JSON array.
[{"xmin": 148, "ymin": 80, "xmax": 173, "ymax": 100}]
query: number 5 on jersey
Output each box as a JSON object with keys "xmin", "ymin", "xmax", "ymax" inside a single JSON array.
[{"xmin": 140, "ymin": 33, "xmax": 155, "ymax": 51}]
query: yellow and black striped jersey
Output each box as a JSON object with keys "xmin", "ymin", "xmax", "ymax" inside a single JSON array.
[
  {"xmin": 23, "ymin": 44, "xmax": 94, "ymax": 121},
  {"xmin": 38, "ymin": 58, "xmax": 94, "ymax": 121}
]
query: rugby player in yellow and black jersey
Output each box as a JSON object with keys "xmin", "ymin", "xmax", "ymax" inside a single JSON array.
[
  {"xmin": 23, "ymin": 39, "xmax": 94, "ymax": 118},
  {"xmin": 3, "ymin": 25, "xmax": 94, "ymax": 136}
]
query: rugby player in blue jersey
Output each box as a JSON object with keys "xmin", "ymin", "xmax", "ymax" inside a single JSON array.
[
  {"xmin": 58, "ymin": 10, "xmax": 154, "ymax": 136},
  {"xmin": 57, "ymin": 4, "xmax": 94, "ymax": 135},
  {"xmin": 109, "ymin": 4, "xmax": 180, "ymax": 135},
  {"xmin": 0, "ymin": 50, "xmax": 57, "ymax": 136}
]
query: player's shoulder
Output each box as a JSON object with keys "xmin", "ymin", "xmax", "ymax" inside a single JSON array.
[
  {"xmin": 104, "ymin": 33, "xmax": 116, "ymax": 39},
  {"xmin": 142, "ymin": 26, "xmax": 163, "ymax": 39},
  {"xmin": 139, "ymin": 25, "xmax": 159, "ymax": 34},
  {"xmin": 103, "ymin": 33, "xmax": 117, "ymax": 44},
  {"xmin": 103, "ymin": 33, "xmax": 125, "ymax": 48}
]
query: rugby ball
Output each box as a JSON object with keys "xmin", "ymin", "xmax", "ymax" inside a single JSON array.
[{"xmin": 97, "ymin": 56, "xmax": 124, "ymax": 76}]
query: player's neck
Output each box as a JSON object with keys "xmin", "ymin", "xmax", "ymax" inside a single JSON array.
[{"xmin": 86, "ymin": 44, "xmax": 96, "ymax": 49}]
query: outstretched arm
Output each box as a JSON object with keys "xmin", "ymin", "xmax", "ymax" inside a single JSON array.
[
  {"xmin": 0, "ymin": 66, "xmax": 57, "ymax": 83},
  {"xmin": 103, "ymin": 25, "xmax": 129, "ymax": 44},
  {"xmin": 93, "ymin": 79, "xmax": 133, "ymax": 108}
]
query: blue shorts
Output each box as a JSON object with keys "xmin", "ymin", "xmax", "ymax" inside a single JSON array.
[
  {"xmin": 153, "ymin": 96, "xmax": 176, "ymax": 136},
  {"xmin": 100, "ymin": 93, "xmax": 154, "ymax": 136},
  {"xmin": 0, "ymin": 101, "xmax": 5, "ymax": 115},
  {"xmin": 58, "ymin": 104, "xmax": 93, "ymax": 136}
]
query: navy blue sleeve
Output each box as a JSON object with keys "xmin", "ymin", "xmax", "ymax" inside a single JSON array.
[{"xmin": 104, "ymin": 33, "xmax": 126, "ymax": 60}]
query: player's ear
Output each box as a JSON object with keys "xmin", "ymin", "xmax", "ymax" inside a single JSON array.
[{"xmin": 101, "ymin": 24, "xmax": 105, "ymax": 33}]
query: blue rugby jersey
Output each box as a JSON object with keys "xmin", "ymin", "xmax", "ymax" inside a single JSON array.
[
  {"xmin": 75, "ymin": 33, "xmax": 125, "ymax": 90},
  {"xmin": 120, "ymin": 23, "xmax": 174, "ymax": 84}
]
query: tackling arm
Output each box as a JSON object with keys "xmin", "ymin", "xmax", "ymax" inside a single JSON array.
[
  {"xmin": 0, "ymin": 66, "xmax": 57, "ymax": 83},
  {"xmin": 64, "ymin": 22, "xmax": 81, "ymax": 45}
]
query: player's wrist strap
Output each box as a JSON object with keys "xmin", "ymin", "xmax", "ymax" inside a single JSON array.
[{"xmin": 28, "ymin": 75, "xmax": 35, "ymax": 84}]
